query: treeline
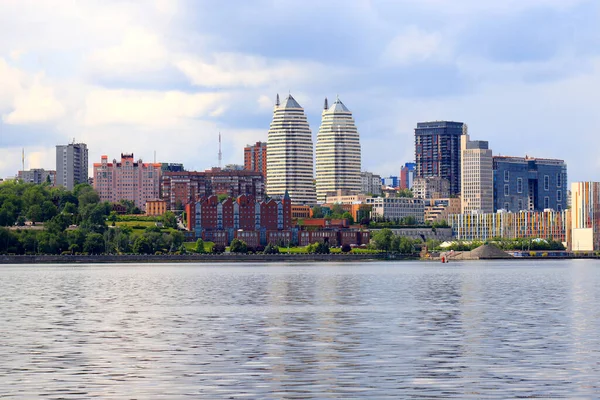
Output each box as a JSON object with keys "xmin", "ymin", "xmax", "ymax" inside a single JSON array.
[
  {"xmin": 370, "ymin": 228, "xmax": 419, "ymax": 254},
  {"xmin": 0, "ymin": 181, "xmax": 184, "ymax": 255}
]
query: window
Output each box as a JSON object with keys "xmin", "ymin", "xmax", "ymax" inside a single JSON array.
[
  {"xmin": 557, "ymin": 204, "xmax": 562, "ymax": 212},
  {"xmin": 504, "ymin": 202, "xmax": 510, "ymax": 210},
  {"xmin": 504, "ymin": 170, "xmax": 509, "ymax": 182},
  {"xmin": 518, "ymin": 199, "xmax": 523, "ymax": 210},
  {"xmin": 517, "ymin": 178, "xmax": 523, "ymax": 193},
  {"xmin": 556, "ymin": 173, "xmax": 562, "ymax": 187},
  {"xmin": 544, "ymin": 175, "xmax": 549, "ymax": 191},
  {"xmin": 544, "ymin": 196, "xmax": 550, "ymax": 209},
  {"xmin": 557, "ymin": 190, "xmax": 562, "ymax": 202},
  {"xmin": 504, "ymin": 184, "xmax": 509, "ymax": 196}
]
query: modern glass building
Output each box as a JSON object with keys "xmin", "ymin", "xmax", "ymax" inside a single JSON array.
[
  {"xmin": 315, "ymin": 97, "xmax": 361, "ymax": 203},
  {"xmin": 415, "ymin": 121, "xmax": 465, "ymax": 196},
  {"xmin": 493, "ymin": 156, "xmax": 567, "ymax": 212},
  {"xmin": 266, "ymin": 94, "xmax": 317, "ymax": 205}
]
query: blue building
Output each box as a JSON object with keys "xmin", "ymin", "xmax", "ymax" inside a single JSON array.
[
  {"xmin": 493, "ymin": 156, "xmax": 567, "ymax": 212},
  {"xmin": 415, "ymin": 121, "xmax": 465, "ymax": 195},
  {"xmin": 381, "ymin": 176, "xmax": 399, "ymax": 188}
]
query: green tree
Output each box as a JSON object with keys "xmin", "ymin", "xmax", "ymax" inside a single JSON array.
[
  {"xmin": 371, "ymin": 228, "xmax": 394, "ymax": 251},
  {"xmin": 83, "ymin": 232, "xmax": 105, "ymax": 254},
  {"xmin": 194, "ymin": 238, "xmax": 205, "ymax": 253},
  {"xmin": 133, "ymin": 235, "xmax": 153, "ymax": 254},
  {"xmin": 27, "ymin": 204, "xmax": 43, "ymax": 224},
  {"xmin": 162, "ymin": 211, "xmax": 177, "ymax": 229},
  {"xmin": 396, "ymin": 188, "xmax": 414, "ymax": 198},
  {"xmin": 230, "ymin": 238, "xmax": 248, "ymax": 253},
  {"xmin": 41, "ymin": 201, "xmax": 58, "ymax": 221},
  {"xmin": 311, "ymin": 205, "xmax": 324, "ymax": 218},
  {"xmin": 341, "ymin": 211, "xmax": 354, "ymax": 225},
  {"xmin": 170, "ymin": 231, "xmax": 184, "ymax": 249}
]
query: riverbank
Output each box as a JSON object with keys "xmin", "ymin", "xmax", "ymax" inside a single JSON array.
[{"xmin": 0, "ymin": 253, "xmax": 411, "ymax": 264}]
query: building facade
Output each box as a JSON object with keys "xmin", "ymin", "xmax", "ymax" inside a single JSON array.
[
  {"xmin": 160, "ymin": 169, "xmax": 264, "ymax": 211},
  {"xmin": 412, "ymin": 176, "xmax": 450, "ymax": 200},
  {"xmin": 493, "ymin": 156, "xmax": 567, "ymax": 212},
  {"xmin": 56, "ymin": 142, "xmax": 88, "ymax": 190},
  {"xmin": 146, "ymin": 199, "xmax": 167, "ymax": 216},
  {"xmin": 18, "ymin": 169, "xmax": 56, "ymax": 185},
  {"xmin": 382, "ymin": 176, "xmax": 399, "ymax": 188},
  {"xmin": 161, "ymin": 163, "xmax": 184, "ymax": 173},
  {"xmin": 400, "ymin": 162, "xmax": 416, "ymax": 189},
  {"xmin": 424, "ymin": 198, "xmax": 461, "ymax": 224},
  {"xmin": 360, "ymin": 171, "xmax": 382, "ymax": 195},
  {"xmin": 571, "ymin": 182, "xmax": 600, "ymax": 251},
  {"xmin": 415, "ymin": 121, "xmax": 465, "ymax": 195},
  {"xmin": 315, "ymin": 96, "xmax": 362, "ymax": 202},
  {"xmin": 449, "ymin": 210, "xmax": 569, "ymax": 243},
  {"xmin": 244, "ymin": 141, "xmax": 267, "ymax": 177},
  {"xmin": 185, "ymin": 193, "xmax": 292, "ymax": 245},
  {"xmin": 266, "ymin": 94, "xmax": 317, "ymax": 205},
  {"xmin": 366, "ymin": 197, "xmax": 425, "ymax": 224},
  {"xmin": 461, "ymin": 134, "xmax": 493, "ymax": 214},
  {"xmin": 93, "ymin": 154, "xmax": 162, "ymax": 211}
]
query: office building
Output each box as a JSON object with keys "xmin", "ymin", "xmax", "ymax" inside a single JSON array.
[
  {"xmin": 382, "ymin": 176, "xmax": 399, "ymax": 188},
  {"xmin": 571, "ymin": 182, "xmax": 600, "ymax": 251},
  {"xmin": 493, "ymin": 156, "xmax": 567, "ymax": 212},
  {"xmin": 461, "ymin": 134, "xmax": 493, "ymax": 214},
  {"xmin": 412, "ymin": 176, "xmax": 450, "ymax": 200},
  {"xmin": 424, "ymin": 198, "xmax": 461, "ymax": 224},
  {"xmin": 244, "ymin": 141, "xmax": 267, "ymax": 177},
  {"xmin": 400, "ymin": 162, "xmax": 416, "ymax": 189},
  {"xmin": 360, "ymin": 171, "xmax": 382, "ymax": 195},
  {"xmin": 18, "ymin": 169, "xmax": 56, "ymax": 185},
  {"xmin": 366, "ymin": 197, "xmax": 425, "ymax": 224},
  {"xmin": 315, "ymin": 96, "xmax": 362, "ymax": 202},
  {"xmin": 56, "ymin": 142, "xmax": 88, "ymax": 190},
  {"xmin": 161, "ymin": 163, "xmax": 185, "ymax": 173},
  {"xmin": 266, "ymin": 94, "xmax": 317, "ymax": 205},
  {"xmin": 415, "ymin": 121, "xmax": 465, "ymax": 195},
  {"xmin": 93, "ymin": 154, "xmax": 162, "ymax": 211}
]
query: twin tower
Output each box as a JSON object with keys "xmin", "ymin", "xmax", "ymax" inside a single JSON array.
[{"xmin": 266, "ymin": 94, "xmax": 362, "ymax": 205}]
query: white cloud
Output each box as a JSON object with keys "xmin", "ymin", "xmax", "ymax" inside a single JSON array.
[
  {"xmin": 2, "ymin": 72, "xmax": 65, "ymax": 125},
  {"xmin": 83, "ymin": 88, "xmax": 229, "ymax": 127},
  {"xmin": 381, "ymin": 26, "xmax": 443, "ymax": 66},
  {"xmin": 175, "ymin": 53, "xmax": 326, "ymax": 88}
]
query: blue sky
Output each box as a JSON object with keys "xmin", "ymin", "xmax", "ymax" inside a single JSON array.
[{"xmin": 0, "ymin": 0, "xmax": 599, "ymax": 181}]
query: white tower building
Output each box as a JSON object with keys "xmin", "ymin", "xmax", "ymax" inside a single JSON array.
[
  {"xmin": 460, "ymin": 134, "xmax": 494, "ymax": 214},
  {"xmin": 315, "ymin": 96, "xmax": 362, "ymax": 203},
  {"xmin": 266, "ymin": 94, "xmax": 317, "ymax": 205}
]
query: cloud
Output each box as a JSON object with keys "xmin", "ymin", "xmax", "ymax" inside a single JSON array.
[
  {"xmin": 83, "ymin": 89, "xmax": 229, "ymax": 126},
  {"xmin": 381, "ymin": 26, "xmax": 444, "ymax": 66}
]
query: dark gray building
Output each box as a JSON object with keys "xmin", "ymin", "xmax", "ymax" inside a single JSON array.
[
  {"xmin": 493, "ymin": 156, "xmax": 567, "ymax": 212},
  {"xmin": 415, "ymin": 121, "xmax": 465, "ymax": 195},
  {"xmin": 56, "ymin": 142, "xmax": 88, "ymax": 190}
]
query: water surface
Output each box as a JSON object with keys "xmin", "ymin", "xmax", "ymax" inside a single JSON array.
[{"xmin": 1, "ymin": 260, "xmax": 599, "ymax": 398}]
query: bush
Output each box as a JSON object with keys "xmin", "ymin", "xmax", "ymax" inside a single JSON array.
[
  {"xmin": 341, "ymin": 243, "xmax": 352, "ymax": 253},
  {"xmin": 212, "ymin": 244, "xmax": 225, "ymax": 254},
  {"xmin": 230, "ymin": 238, "xmax": 248, "ymax": 253},
  {"xmin": 263, "ymin": 243, "xmax": 279, "ymax": 254}
]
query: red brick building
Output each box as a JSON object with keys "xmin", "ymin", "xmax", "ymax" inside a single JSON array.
[
  {"xmin": 244, "ymin": 141, "xmax": 267, "ymax": 178},
  {"xmin": 161, "ymin": 168, "xmax": 264, "ymax": 210}
]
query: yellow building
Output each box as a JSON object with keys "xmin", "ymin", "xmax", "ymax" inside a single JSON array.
[{"xmin": 146, "ymin": 199, "xmax": 167, "ymax": 216}]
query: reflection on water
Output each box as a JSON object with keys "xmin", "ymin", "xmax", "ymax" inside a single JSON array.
[{"xmin": 1, "ymin": 261, "xmax": 600, "ymax": 398}]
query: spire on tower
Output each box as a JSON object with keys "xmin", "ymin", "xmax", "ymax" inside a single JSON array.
[
  {"xmin": 275, "ymin": 93, "xmax": 280, "ymax": 106},
  {"xmin": 324, "ymin": 97, "xmax": 328, "ymax": 110}
]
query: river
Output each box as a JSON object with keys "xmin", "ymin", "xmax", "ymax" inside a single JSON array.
[{"xmin": 1, "ymin": 260, "xmax": 599, "ymax": 398}]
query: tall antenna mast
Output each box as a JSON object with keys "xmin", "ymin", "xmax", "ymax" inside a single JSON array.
[
  {"xmin": 218, "ymin": 132, "xmax": 222, "ymax": 168},
  {"xmin": 22, "ymin": 148, "xmax": 24, "ymax": 173}
]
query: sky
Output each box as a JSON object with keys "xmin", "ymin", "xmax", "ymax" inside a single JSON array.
[{"xmin": 0, "ymin": 0, "xmax": 599, "ymax": 181}]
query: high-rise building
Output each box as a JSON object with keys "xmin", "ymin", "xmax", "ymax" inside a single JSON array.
[
  {"xmin": 18, "ymin": 169, "xmax": 56, "ymax": 185},
  {"xmin": 244, "ymin": 142, "xmax": 267, "ymax": 177},
  {"xmin": 400, "ymin": 162, "xmax": 416, "ymax": 189},
  {"xmin": 381, "ymin": 176, "xmax": 400, "ymax": 188},
  {"xmin": 315, "ymin": 96, "xmax": 362, "ymax": 203},
  {"xmin": 93, "ymin": 154, "xmax": 162, "ymax": 211},
  {"xmin": 161, "ymin": 163, "xmax": 185, "ymax": 172},
  {"xmin": 415, "ymin": 121, "xmax": 465, "ymax": 196},
  {"xmin": 493, "ymin": 156, "xmax": 567, "ymax": 212},
  {"xmin": 266, "ymin": 94, "xmax": 316, "ymax": 205},
  {"xmin": 360, "ymin": 171, "xmax": 382, "ymax": 195},
  {"xmin": 571, "ymin": 182, "xmax": 600, "ymax": 251},
  {"xmin": 461, "ymin": 134, "xmax": 493, "ymax": 214},
  {"xmin": 56, "ymin": 142, "xmax": 88, "ymax": 190}
]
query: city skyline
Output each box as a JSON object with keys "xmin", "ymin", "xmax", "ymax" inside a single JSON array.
[{"xmin": 1, "ymin": 1, "xmax": 599, "ymax": 181}]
